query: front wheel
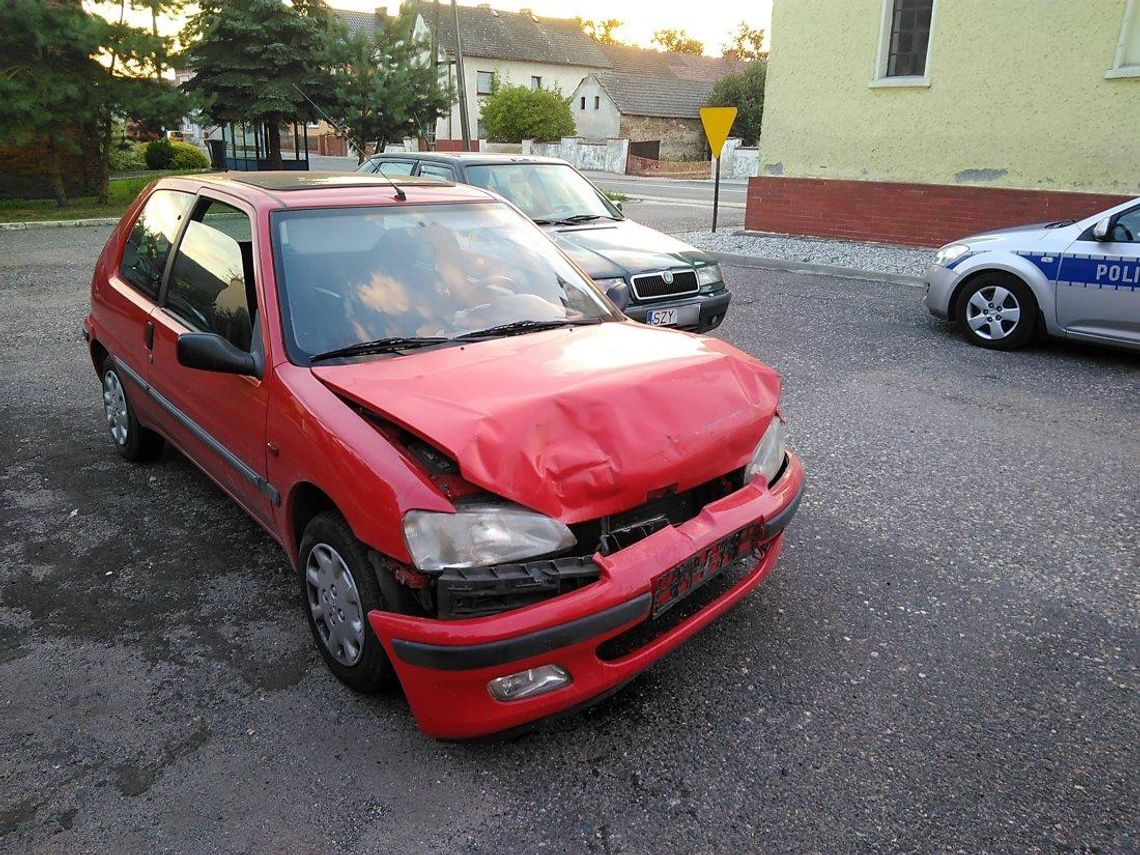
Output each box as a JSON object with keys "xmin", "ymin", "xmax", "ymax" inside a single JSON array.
[
  {"xmin": 299, "ymin": 511, "xmax": 396, "ymax": 693},
  {"xmin": 956, "ymin": 274, "xmax": 1037, "ymax": 350}
]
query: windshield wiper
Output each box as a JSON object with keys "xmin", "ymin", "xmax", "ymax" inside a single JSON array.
[
  {"xmin": 534, "ymin": 213, "xmax": 615, "ymax": 226},
  {"xmin": 309, "ymin": 336, "xmax": 450, "ymax": 362},
  {"xmin": 455, "ymin": 318, "xmax": 602, "ymax": 340}
]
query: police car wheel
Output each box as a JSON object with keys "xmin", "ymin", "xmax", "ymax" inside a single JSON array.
[{"xmin": 956, "ymin": 274, "xmax": 1036, "ymax": 351}]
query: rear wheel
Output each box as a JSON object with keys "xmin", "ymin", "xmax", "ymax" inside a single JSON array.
[
  {"xmin": 101, "ymin": 359, "xmax": 164, "ymax": 461},
  {"xmin": 299, "ymin": 511, "xmax": 396, "ymax": 692},
  {"xmin": 956, "ymin": 273, "xmax": 1037, "ymax": 350}
]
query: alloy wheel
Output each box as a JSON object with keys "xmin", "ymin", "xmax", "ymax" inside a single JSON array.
[{"xmin": 965, "ymin": 285, "xmax": 1022, "ymax": 341}]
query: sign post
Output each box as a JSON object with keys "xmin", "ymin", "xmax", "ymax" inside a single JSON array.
[{"xmin": 699, "ymin": 106, "xmax": 737, "ymax": 233}]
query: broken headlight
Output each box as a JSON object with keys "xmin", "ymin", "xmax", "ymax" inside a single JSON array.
[
  {"xmin": 403, "ymin": 501, "xmax": 577, "ymax": 572},
  {"xmin": 744, "ymin": 416, "xmax": 787, "ymax": 485}
]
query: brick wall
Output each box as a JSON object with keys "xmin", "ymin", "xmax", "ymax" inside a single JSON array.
[
  {"xmin": 434, "ymin": 139, "xmax": 481, "ymax": 152},
  {"xmin": 627, "ymin": 155, "xmax": 709, "ymax": 179},
  {"xmin": 618, "ymin": 115, "xmax": 706, "ymax": 161},
  {"xmin": 745, "ymin": 177, "xmax": 1133, "ymax": 247}
]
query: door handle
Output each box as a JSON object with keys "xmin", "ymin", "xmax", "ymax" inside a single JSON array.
[{"xmin": 144, "ymin": 321, "xmax": 155, "ymax": 350}]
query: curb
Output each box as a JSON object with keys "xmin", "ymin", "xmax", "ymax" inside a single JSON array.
[
  {"xmin": 0, "ymin": 217, "xmax": 119, "ymax": 231},
  {"xmin": 710, "ymin": 250, "xmax": 926, "ymax": 288},
  {"xmin": 0, "ymin": 218, "xmax": 121, "ymax": 232}
]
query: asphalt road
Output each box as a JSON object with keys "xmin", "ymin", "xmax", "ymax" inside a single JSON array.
[
  {"xmin": 1, "ymin": 227, "xmax": 1137, "ymax": 853},
  {"xmin": 583, "ymin": 172, "xmax": 748, "ymax": 207}
]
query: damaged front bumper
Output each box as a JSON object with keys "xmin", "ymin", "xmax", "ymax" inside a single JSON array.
[{"xmin": 369, "ymin": 451, "xmax": 805, "ymax": 739}]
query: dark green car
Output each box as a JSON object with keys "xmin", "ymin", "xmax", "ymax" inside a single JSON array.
[{"xmin": 357, "ymin": 152, "xmax": 731, "ymax": 333}]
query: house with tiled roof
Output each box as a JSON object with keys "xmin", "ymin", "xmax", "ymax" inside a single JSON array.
[
  {"xmin": 412, "ymin": 2, "xmax": 612, "ymax": 144},
  {"xmin": 573, "ymin": 46, "xmax": 750, "ymax": 160},
  {"xmin": 328, "ymin": 3, "xmax": 749, "ymax": 157}
]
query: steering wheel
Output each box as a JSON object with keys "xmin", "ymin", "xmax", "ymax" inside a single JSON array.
[
  {"xmin": 1117, "ymin": 225, "xmax": 1135, "ymax": 242},
  {"xmin": 482, "ymin": 274, "xmax": 521, "ymax": 294}
]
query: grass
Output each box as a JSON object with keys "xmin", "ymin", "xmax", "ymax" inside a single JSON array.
[
  {"xmin": 0, "ymin": 169, "xmax": 209, "ymax": 223},
  {"xmin": 604, "ymin": 191, "xmax": 628, "ymax": 203}
]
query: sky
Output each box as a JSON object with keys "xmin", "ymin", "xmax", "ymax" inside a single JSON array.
[{"xmin": 328, "ymin": 0, "xmax": 773, "ymax": 57}]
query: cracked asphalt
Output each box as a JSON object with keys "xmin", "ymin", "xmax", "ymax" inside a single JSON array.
[{"xmin": 1, "ymin": 225, "xmax": 1136, "ymax": 853}]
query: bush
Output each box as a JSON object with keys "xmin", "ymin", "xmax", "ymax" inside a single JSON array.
[
  {"xmin": 705, "ymin": 62, "xmax": 767, "ymax": 146},
  {"xmin": 144, "ymin": 138, "xmax": 175, "ymax": 169},
  {"xmin": 170, "ymin": 140, "xmax": 210, "ymax": 170},
  {"xmin": 479, "ymin": 85, "xmax": 575, "ymax": 143},
  {"xmin": 109, "ymin": 141, "xmax": 146, "ymax": 173}
]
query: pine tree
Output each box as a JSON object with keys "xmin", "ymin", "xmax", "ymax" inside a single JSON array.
[
  {"xmin": 182, "ymin": 0, "xmax": 334, "ymax": 169},
  {"xmin": 326, "ymin": 7, "xmax": 453, "ymax": 161}
]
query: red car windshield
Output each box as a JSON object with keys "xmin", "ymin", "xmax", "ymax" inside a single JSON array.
[{"xmin": 271, "ymin": 202, "xmax": 619, "ymax": 361}]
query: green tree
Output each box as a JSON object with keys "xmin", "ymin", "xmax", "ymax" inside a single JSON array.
[
  {"xmin": 327, "ymin": 7, "xmax": 452, "ymax": 162},
  {"xmin": 704, "ymin": 62, "xmax": 766, "ymax": 146},
  {"xmin": 0, "ymin": 0, "xmax": 183, "ymax": 206},
  {"xmin": 721, "ymin": 22, "xmax": 767, "ymax": 61},
  {"xmin": 576, "ymin": 18, "xmax": 624, "ymax": 44},
  {"xmin": 182, "ymin": 0, "xmax": 334, "ymax": 169},
  {"xmin": 651, "ymin": 28, "xmax": 704, "ymax": 56},
  {"xmin": 478, "ymin": 84, "xmax": 574, "ymax": 144}
]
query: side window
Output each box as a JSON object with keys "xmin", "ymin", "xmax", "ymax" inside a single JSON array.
[
  {"xmin": 165, "ymin": 200, "xmax": 256, "ymax": 352},
  {"xmin": 419, "ymin": 163, "xmax": 455, "ymax": 180},
  {"xmin": 1111, "ymin": 208, "xmax": 1140, "ymax": 243},
  {"xmin": 377, "ymin": 160, "xmax": 415, "ymax": 176},
  {"xmin": 119, "ymin": 190, "xmax": 194, "ymax": 299}
]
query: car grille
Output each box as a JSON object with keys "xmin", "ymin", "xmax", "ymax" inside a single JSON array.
[
  {"xmin": 630, "ymin": 269, "xmax": 699, "ymax": 300},
  {"xmin": 596, "ymin": 551, "xmax": 762, "ymax": 661}
]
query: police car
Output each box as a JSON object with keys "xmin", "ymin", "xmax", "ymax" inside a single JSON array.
[{"xmin": 925, "ymin": 198, "xmax": 1140, "ymax": 351}]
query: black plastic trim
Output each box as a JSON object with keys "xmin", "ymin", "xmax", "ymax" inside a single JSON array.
[
  {"xmin": 392, "ymin": 593, "xmax": 652, "ymax": 671},
  {"xmin": 764, "ymin": 476, "xmax": 804, "ymax": 538},
  {"xmin": 113, "ymin": 358, "xmax": 280, "ymax": 506}
]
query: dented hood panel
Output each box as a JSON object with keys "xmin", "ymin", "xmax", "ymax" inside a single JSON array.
[{"xmin": 312, "ymin": 322, "xmax": 780, "ymax": 523}]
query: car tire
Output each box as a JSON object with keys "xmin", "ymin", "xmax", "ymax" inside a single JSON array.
[
  {"xmin": 299, "ymin": 510, "xmax": 397, "ymax": 693},
  {"xmin": 101, "ymin": 358, "xmax": 164, "ymax": 461},
  {"xmin": 956, "ymin": 273, "xmax": 1037, "ymax": 351}
]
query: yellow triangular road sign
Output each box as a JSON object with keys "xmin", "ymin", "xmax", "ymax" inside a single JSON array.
[{"xmin": 700, "ymin": 106, "xmax": 738, "ymax": 157}]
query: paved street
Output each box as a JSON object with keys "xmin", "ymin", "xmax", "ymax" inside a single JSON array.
[{"xmin": 1, "ymin": 227, "xmax": 1136, "ymax": 852}]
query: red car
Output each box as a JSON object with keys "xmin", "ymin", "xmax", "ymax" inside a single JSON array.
[{"xmin": 85, "ymin": 172, "xmax": 804, "ymax": 739}]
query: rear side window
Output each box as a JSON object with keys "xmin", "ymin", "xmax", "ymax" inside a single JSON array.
[
  {"xmin": 119, "ymin": 189, "xmax": 194, "ymax": 299},
  {"xmin": 164, "ymin": 200, "xmax": 257, "ymax": 352},
  {"xmin": 418, "ymin": 163, "xmax": 455, "ymax": 180}
]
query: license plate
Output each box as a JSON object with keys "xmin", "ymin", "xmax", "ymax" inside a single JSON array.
[
  {"xmin": 646, "ymin": 307, "xmax": 679, "ymax": 326},
  {"xmin": 651, "ymin": 522, "xmax": 766, "ymax": 617}
]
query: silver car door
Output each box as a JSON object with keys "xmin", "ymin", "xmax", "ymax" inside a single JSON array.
[{"xmin": 1055, "ymin": 204, "xmax": 1140, "ymax": 343}]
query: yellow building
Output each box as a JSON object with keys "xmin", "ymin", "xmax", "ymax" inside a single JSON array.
[{"xmin": 749, "ymin": 0, "xmax": 1140, "ymax": 246}]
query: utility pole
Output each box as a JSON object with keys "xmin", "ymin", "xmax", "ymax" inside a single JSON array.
[
  {"xmin": 451, "ymin": 0, "xmax": 471, "ymax": 151},
  {"xmin": 431, "ymin": 0, "xmax": 441, "ymax": 150}
]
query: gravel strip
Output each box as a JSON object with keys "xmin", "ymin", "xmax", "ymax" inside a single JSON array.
[{"xmin": 678, "ymin": 230, "xmax": 936, "ymax": 279}]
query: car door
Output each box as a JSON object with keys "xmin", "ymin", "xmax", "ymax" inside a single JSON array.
[
  {"xmin": 149, "ymin": 193, "xmax": 276, "ymax": 527},
  {"xmin": 1055, "ymin": 204, "xmax": 1140, "ymax": 343},
  {"xmin": 97, "ymin": 188, "xmax": 195, "ymax": 421}
]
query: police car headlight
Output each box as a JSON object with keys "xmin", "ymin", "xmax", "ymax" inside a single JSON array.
[
  {"xmin": 933, "ymin": 243, "xmax": 970, "ymax": 267},
  {"xmin": 744, "ymin": 416, "xmax": 787, "ymax": 486}
]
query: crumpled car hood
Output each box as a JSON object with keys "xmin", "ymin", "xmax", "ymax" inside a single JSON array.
[
  {"xmin": 548, "ymin": 219, "xmax": 715, "ymax": 279},
  {"xmin": 312, "ymin": 323, "xmax": 780, "ymax": 523}
]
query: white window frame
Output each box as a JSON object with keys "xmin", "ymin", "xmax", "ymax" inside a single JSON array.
[
  {"xmin": 869, "ymin": 0, "xmax": 936, "ymax": 89},
  {"xmin": 1106, "ymin": 0, "xmax": 1140, "ymax": 79}
]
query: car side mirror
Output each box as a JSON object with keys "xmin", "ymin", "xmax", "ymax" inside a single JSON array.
[
  {"xmin": 603, "ymin": 280, "xmax": 630, "ymax": 311},
  {"xmin": 177, "ymin": 332, "xmax": 258, "ymax": 377},
  {"xmin": 1093, "ymin": 216, "xmax": 1114, "ymax": 241},
  {"xmin": 614, "ymin": 201, "xmax": 623, "ymax": 213}
]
